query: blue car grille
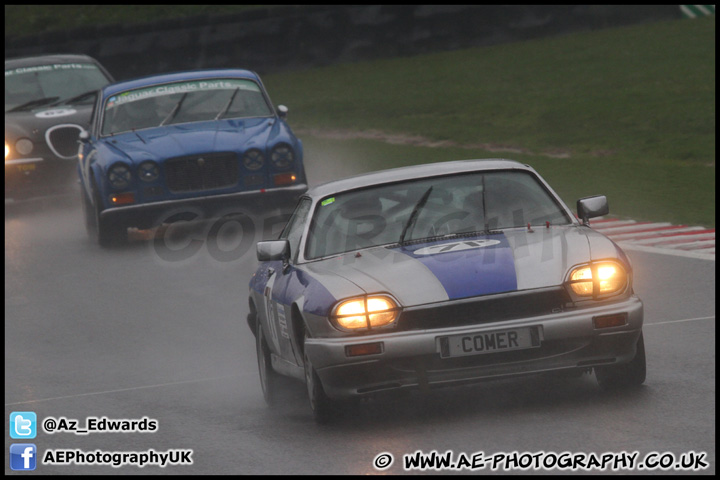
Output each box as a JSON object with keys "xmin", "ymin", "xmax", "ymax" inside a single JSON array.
[
  {"xmin": 397, "ymin": 287, "xmax": 571, "ymax": 331},
  {"xmin": 165, "ymin": 153, "xmax": 239, "ymax": 193}
]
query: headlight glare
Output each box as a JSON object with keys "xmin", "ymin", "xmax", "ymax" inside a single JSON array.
[
  {"xmin": 4, "ymin": 142, "xmax": 9, "ymax": 159},
  {"xmin": 333, "ymin": 295, "xmax": 400, "ymax": 331},
  {"xmin": 108, "ymin": 163, "xmax": 132, "ymax": 189},
  {"xmin": 568, "ymin": 262, "xmax": 627, "ymax": 298}
]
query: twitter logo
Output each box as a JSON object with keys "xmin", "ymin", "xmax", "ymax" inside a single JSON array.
[{"xmin": 10, "ymin": 412, "xmax": 37, "ymax": 439}]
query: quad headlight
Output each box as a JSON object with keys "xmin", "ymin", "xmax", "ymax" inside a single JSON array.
[
  {"xmin": 137, "ymin": 161, "xmax": 160, "ymax": 182},
  {"xmin": 270, "ymin": 144, "xmax": 295, "ymax": 169},
  {"xmin": 567, "ymin": 261, "xmax": 628, "ymax": 298},
  {"xmin": 5, "ymin": 139, "xmax": 34, "ymax": 159},
  {"xmin": 331, "ymin": 295, "xmax": 401, "ymax": 331},
  {"xmin": 107, "ymin": 163, "xmax": 132, "ymax": 189},
  {"xmin": 243, "ymin": 149, "xmax": 265, "ymax": 171}
]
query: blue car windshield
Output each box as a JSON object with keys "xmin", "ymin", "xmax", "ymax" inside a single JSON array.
[
  {"xmin": 5, "ymin": 63, "xmax": 109, "ymax": 112},
  {"xmin": 101, "ymin": 78, "xmax": 273, "ymax": 136},
  {"xmin": 305, "ymin": 170, "xmax": 573, "ymax": 260}
]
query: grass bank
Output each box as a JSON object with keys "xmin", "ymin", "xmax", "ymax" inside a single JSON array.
[{"xmin": 264, "ymin": 17, "xmax": 715, "ymax": 227}]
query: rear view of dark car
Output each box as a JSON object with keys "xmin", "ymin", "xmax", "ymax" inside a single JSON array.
[{"xmin": 5, "ymin": 54, "xmax": 114, "ymax": 199}]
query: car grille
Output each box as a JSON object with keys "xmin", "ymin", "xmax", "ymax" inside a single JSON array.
[
  {"xmin": 165, "ymin": 152, "xmax": 239, "ymax": 193},
  {"xmin": 397, "ymin": 287, "xmax": 572, "ymax": 331},
  {"xmin": 46, "ymin": 125, "xmax": 83, "ymax": 159}
]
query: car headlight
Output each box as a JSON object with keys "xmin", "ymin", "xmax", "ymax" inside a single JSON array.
[
  {"xmin": 4, "ymin": 142, "xmax": 9, "ymax": 160},
  {"xmin": 270, "ymin": 144, "xmax": 295, "ymax": 169},
  {"xmin": 243, "ymin": 149, "xmax": 265, "ymax": 171},
  {"xmin": 331, "ymin": 295, "xmax": 401, "ymax": 331},
  {"xmin": 15, "ymin": 138, "xmax": 34, "ymax": 156},
  {"xmin": 107, "ymin": 163, "xmax": 132, "ymax": 190},
  {"xmin": 137, "ymin": 161, "xmax": 160, "ymax": 182},
  {"xmin": 567, "ymin": 261, "xmax": 628, "ymax": 298}
]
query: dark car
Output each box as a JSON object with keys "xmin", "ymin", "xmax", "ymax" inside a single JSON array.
[
  {"xmin": 5, "ymin": 54, "xmax": 114, "ymax": 198},
  {"xmin": 77, "ymin": 69, "xmax": 307, "ymax": 246},
  {"xmin": 249, "ymin": 159, "xmax": 645, "ymax": 422}
]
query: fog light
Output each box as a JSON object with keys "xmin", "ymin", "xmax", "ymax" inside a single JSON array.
[
  {"xmin": 345, "ymin": 342, "xmax": 384, "ymax": 357},
  {"xmin": 110, "ymin": 192, "xmax": 135, "ymax": 205},
  {"xmin": 593, "ymin": 313, "xmax": 628, "ymax": 329}
]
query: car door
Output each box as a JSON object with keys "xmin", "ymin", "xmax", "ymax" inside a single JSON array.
[{"xmin": 261, "ymin": 198, "xmax": 312, "ymax": 364}]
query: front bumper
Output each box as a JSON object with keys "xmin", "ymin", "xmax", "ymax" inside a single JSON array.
[
  {"xmin": 99, "ymin": 183, "xmax": 307, "ymax": 229},
  {"xmin": 5, "ymin": 157, "xmax": 77, "ymax": 197},
  {"xmin": 304, "ymin": 295, "xmax": 643, "ymax": 399}
]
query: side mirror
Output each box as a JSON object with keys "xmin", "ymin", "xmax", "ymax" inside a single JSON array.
[
  {"xmin": 78, "ymin": 130, "xmax": 90, "ymax": 143},
  {"xmin": 276, "ymin": 104, "xmax": 288, "ymax": 119},
  {"xmin": 577, "ymin": 195, "xmax": 609, "ymax": 225},
  {"xmin": 257, "ymin": 239, "xmax": 290, "ymax": 262}
]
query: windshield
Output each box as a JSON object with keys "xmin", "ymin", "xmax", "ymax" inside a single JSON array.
[
  {"xmin": 100, "ymin": 78, "xmax": 273, "ymax": 136},
  {"xmin": 305, "ymin": 170, "xmax": 572, "ymax": 259},
  {"xmin": 4, "ymin": 62, "xmax": 109, "ymax": 112}
]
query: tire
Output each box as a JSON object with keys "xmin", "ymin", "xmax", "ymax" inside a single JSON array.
[
  {"xmin": 256, "ymin": 317, "xmax": 282, "ymax": 406},
  {"xmin": 303, "ymin": 334, "xmax": 339, "ymax": 424},
  {"xmin": 80, "ymin": 188, "xmax": 96, "ymax": 236},
  {"xmin": 90, "ymin": 188, "xmax": 126, "ymax": 247},
  {"xmin": 595, "ymin": 331, "xmax": 647, "ymax": 390}
]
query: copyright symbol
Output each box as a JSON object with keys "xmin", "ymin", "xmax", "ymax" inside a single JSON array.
[
  {"xmin": 43, "ymin": 418, "xmax": 56, "ymax": 433},
  {"xmin": 373, "ymin": 452, "xmax": 393, "ymax": 470}
]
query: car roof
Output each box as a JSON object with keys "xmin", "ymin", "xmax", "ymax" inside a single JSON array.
[
  {"xmin": 306, "ymin": 159, "xmax": 534, "ymax": 198},
  {"xmin": 101, "ymin": 69, "xmax": 262, "ymax": 98},
  {"xmin": 5, "ymin": 54, "xmax": 102, "ymax": 69}
]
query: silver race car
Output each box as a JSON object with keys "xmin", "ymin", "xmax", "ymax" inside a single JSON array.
[{"xmin": 248, "ymin": 159, "xmax": 645, "ymax": 422}]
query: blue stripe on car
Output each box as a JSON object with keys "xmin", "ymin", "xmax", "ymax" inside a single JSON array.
[
  {"xmin": 250, "ymin": 261, "xmax": 337, "ymax": 317},
  {"xmin": 392, "ymin": 234, "xmax": 518, "ymax": 300}
]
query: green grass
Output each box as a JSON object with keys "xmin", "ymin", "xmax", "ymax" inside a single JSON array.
[
  {"xmin": 6, "ymin": 7, "xmax": 715, "ymax": 226},
  {"xmin": 263, "ymin": 17, "xmax": 715, "ymax": 227}
]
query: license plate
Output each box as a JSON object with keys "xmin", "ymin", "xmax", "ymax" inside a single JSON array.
[
  {"xmin": 439, "ymin": 327, "xmax": 541, "ymax": 358},
  {"xmin": 17, "ymin": 164, "xmax": 36, "ymax": 172}
]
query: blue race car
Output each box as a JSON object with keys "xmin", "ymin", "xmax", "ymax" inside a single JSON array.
[
  {"xmin": 249, "ymin": 159, "xmax": 645, "ymax": 422},
  {"xmin": 78, "ymin": 69, "xmax": 307, "ymax": 246}
]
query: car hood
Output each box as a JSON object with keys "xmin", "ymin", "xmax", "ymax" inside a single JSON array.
[
  {"xmin": 5, "ymin": 104, "xmax": 93, "ymax": 138},
  {"xmin": 99, "ymin": 117, "xmax": 276, "ymax": 163},
  {"xmin": 303, "ymin": 226, "xmax": 628, "ymax": 308}
]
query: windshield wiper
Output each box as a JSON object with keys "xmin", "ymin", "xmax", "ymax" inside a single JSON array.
[
  {"xmin": 160, "ymin": 92, "xmax": 188, "ymax": 126},
  {"xmin": 215, "ymin": 87, "xmax": 240, "ymax": 120},
  {"xmin": 398, "ymin": 186, "xmax": 433, "ymax": 245},
  {"xmin": 55, "ymin": 90, "xmax": 98, "ymax": 106},
  {"xmin": 6, "ymin": 96, "xmax": 60, "ymax": 113}
]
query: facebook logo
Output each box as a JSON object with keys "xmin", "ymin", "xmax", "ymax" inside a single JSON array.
[
  {"xmin": 10, "ymin": 411, "xmax": 37, "ymax": 439},
  {"xmin": 10, "ymin": 444, "xmax": 37, "ymax": 471}
]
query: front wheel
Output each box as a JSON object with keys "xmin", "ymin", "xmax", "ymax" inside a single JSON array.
[
  {"xmin": 91, "ymin": 192, "xmax": 126, "ymax": 247},
  {"xmin": 256, "ymin": 317, "xmax": 282, "ymax": 406},
  {"xmin": 595, "ymin": 331, "xmax": 647, "ymax": 390},
  {"xmin": 303, "ymin": 335, "xmax": 340, "ymax": 423}
]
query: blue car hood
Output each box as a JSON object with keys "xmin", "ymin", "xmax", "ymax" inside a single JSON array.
[
  {"xmin": 303, "ymin": 226, "xmax": 626, "ymax": 307},
  {"xmin": 100, "ymin": 117, "xmax": 274, "ymax": 163}
]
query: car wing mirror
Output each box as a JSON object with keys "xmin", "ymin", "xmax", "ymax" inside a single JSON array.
[
  {"xmin": 78, "ymin": 129, "xmax": 90, "ymax": 143},
  {"xmin": 257, "ymin": 239, "xmax": 290, "ymax": 262},
  {"xmin": 276, "ymin": 104, "xmax": 288, "ymax": 119},
  {"xmin": 577, "ymin": 195, "xmax": 609, "ymax": 225}
]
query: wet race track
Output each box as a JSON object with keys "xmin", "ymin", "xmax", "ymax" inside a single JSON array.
[{"xmin": 4, "ymin": 153, "xmax": 716, "ymax": 475}]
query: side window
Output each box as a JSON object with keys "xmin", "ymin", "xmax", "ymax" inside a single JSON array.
[{"xmin": 281, "ymin": 198, "xmax": 311, "ymax": 263}]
